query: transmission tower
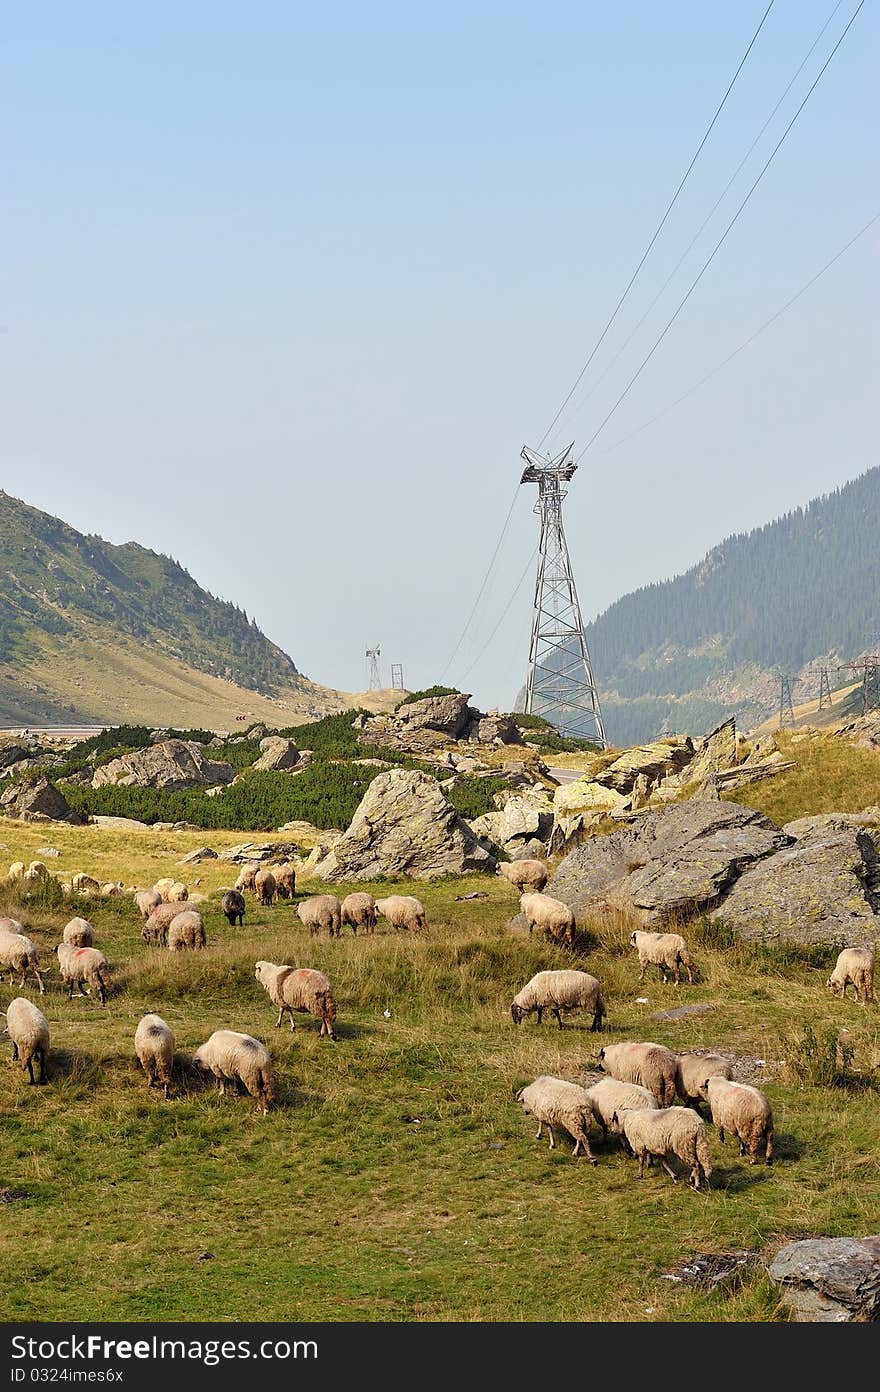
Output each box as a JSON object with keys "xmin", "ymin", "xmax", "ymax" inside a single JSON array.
[
  {"xmin": 365, "ymin": 645, "xmax": 382, "ymax": 690},
  {"xmin": 837, "ymin": 655, "xmax": 880, "ymax": 715},
  {"xmin": 519, "ymin": 443, "xmax": 606, "ymax": 747},
  {"xmin": 777, "ymin": 673, "xmax": 795, "ymax": 729},
  {"xmin": 390, "ymin": 663, "xmax": 404, "ymax": 691},
  {"xmin": 817, "ymin": 666, "xmax": 833, "ymax": 711}
]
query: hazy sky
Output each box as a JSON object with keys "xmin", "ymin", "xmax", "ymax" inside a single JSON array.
[{"xmin": 4, "ymin": 2, "xmax": 877, "ymax": 710}]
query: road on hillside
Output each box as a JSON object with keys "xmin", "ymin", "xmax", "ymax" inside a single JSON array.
[
  {"xmin": 546, "ymin": 767, "xmax": 585, "ymax": 784},
  {"xmin": 0, "ymin": 726, "xmax": 108, "ymax": 739}
]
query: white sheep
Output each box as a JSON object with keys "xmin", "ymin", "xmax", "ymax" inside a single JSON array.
[
  {"xmin": 612, "ymin": 1106, "xmax": 712, "ymax": 1189},
  {"xmin": 100, "ymin": 881, "xmax": 124, "ymax": 897},
  {"xmin": 192, "ymin": 1030, "xmax": 275, "ymax": 1114},
  {"xmin": 516, "ymin": 1076, "xmax": 598, "ymax": 1163},
  {"xmin": 254, "ymin": 962, "xmax": 337, "ymax": 1038},
  {"xmin": 296, "ymin": 894, "xmax": 343, "ymax": 937},
  {"xmin": 585, "ymin": 1078, "xmax": 659, "ymax": 1147},
  {"xmin": 519, "ymin": 892, "xmax": 577, "ymax": 948},
  {"xmin": 341, "ymin": 892, "xmax": 377, "ymax": 935},
  {"xmin": 496, "ymin": 859, "xmax": 549, "ymax": 893},
  {"xmin": 2, "ymin": 996, "xmax": 50, "ymax": 1084},
  {"xmin": 375, "ymin": 895, "xmax": 426, "ymax": 932},
  {"xmin": 135, "ymin": 888, "xmax": 162, "ymax": 919},
  {"xmin": 55, "ymin": 943, "xmax": 109, "ymax": 1005},
  {"xmin": 274, "ymin": 863, "xmax": 297, "ymax": 900},
  {"xmin": 701, "ymin": 1076, "xmax": 774, "ymax": 1166},
  {"xmin": 674, "ymin": 1052, "xmax": 733, "ymax": 1112},
  {"xmin": 826, "ymin": 947, "xmax": 875, "ymax": 1006},
  {"xmin": 25, "ymin": 861, "xmax": 49, "ymax": 881},
  {"xmin": 510, "ymin": 969, "xmax": 605, "ymax": 1031},
  {"xmin": 7, "ymin": 861, "xmax": 26, "ymax": 883},
  {"xmin": 72, "ymin": 872, "xmax": 100, "ymax": 895},
  {"xmin": 629, "ymin": 930, "xmax": 696, "ymax": 985},
  {"xmin": 0, "ymin": 931, "xmax": 45, "ymax": 994},
  {"xmin": 134, "ymin": 1013, "xmax": 175, "ymax": 1099},
  {"xmin": 166, "ymin": 910, "xmax": 206, "ymax": 951},
  {"xmin": 142, "ymin": 902, "xmax": 186, "ymax": 946},
  {"xmin": 597, "ymin": 1041, "xmax": 678, "ymax": 1107},
  {"xmin": 234, "ymin": 863, "xmax": 259, "ymax": 894},
  {"xmin": 254, "ymin": 869, "xmax": 277, "ymax": 906},
  {"xmin": 62, "ymin": 917, "xmax": 95, "ymax": 947},
  {"xmin": 0, "ymin": 916, "xmax": 25, "ymax": 934}
]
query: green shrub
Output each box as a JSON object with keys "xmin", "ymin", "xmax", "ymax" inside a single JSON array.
[
  {"xmin": 782, "ymin": 1023, "xmax": 858, "ymax": 1088},
  {"xmin": 447, "ymin": 776, "xmax": 508, "ymax": 820},
  {"xmin": 396, "ymin": 686, "xmax": 462, "ymax": 707}
]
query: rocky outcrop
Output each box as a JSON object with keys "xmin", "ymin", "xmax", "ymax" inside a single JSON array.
[
  {"xmin": 218, "ymin": 840, "xmax": 304, "ymax": 864},
  {"xmin": 768, "ymin": 1236, "xmax": 880, "ymax": 1321},
  {"xmin": 315, "ymin": 768, "xmax": 495, "ymax": 882},
  {"xmin": 178, "ymin": 847, "xmax": 219, "ymax": 865},
  {"xmin": 475, "ymin": 714, "xmax": 520, "ymax": 744},
  {"xmin": 590, "ymin": 738, "xmax": 695, "ymax": 794},
  {"xmin": 709, "ymin": 830, "xmax": 880, "ymax": 945},
  {"xmin": 0, "ymin": 777, "xmax": 82, "ymax": 824},
  {"xmin": 549, "ymin": 801, "xmax": 789, "ymax": 926},
  {"xmin": 252, "ymin": 736, "xmax": 300, "ymax": 772},
  {"xmin": 360, "ymin": 693, "xmax": 524, "ymax": 756},
  {"xmin": 470, "ymin": 788, "xmax": 554, "ymax": 854},
  {"xmin": 91, "ymin": 739, "xmax": 235, "ymax": 792}
]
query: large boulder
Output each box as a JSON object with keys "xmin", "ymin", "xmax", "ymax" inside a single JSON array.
[
  {"xmin": 253, "ymin": 737, "xmax": 300, "ymax": 772},
  {"xmin": 710, "ymin": 830, "xmax": 880, "ymax": 945},
  {"xmin": 591, "ymin": 739, "xmax": 695, "ymax": 794},
  {"xmin": 91, "ymin": 739, "xmax": 235, "ymax": 792},
  {"xmin": 315, "ymin": 768, "xmax": 496, "ymax": 882},
  {"xmin": 470, "ymin": 789, "xmax": 554, "ymax": 852},
  {"xmin": 549, "ymin": 800, "xmax": 789, "ymax": 926},
  {"xmin": 0, "ymin": 744, "xmax": 33, "ymax": 773},
  {"xmin": 0, "ymin": 777, "xmax": 82, "ymax": 824},
  {"xmin": 394, "ymin": 692, "xmax": 474, "ymax": 738},
  {"xmin": 474, "ymin": 714, "xmax": 522, "ymax": 745},
  {"xmin": 768, "ymin": 1236, "xmax": 880, "ymax": 1322},
  {"xmin": 679, "ymin": 717, "xmax": 737, "ymax": 787}
]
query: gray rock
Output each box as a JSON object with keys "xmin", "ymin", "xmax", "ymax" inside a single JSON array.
[
  {"xmin": 0, "ymin": 778, "xmax": 82, "ymax": 824},
  {"xmin": 178, "ymin": 847, "xmax": 219, "ymax": 865},
  {"xmin": 470, "ymin": 790, "xmax": 553, "ymax": 850},
  {"xmin": 782, "ymin": 812, "xmax": 880, "ymax": 840},
  {"xmin": 710, "ymin": 831, "xmax": 880, "ymax": 945},
  {"xmin": 316, "ymin": 767, "xmax": 496, "ymax": 882},
  {"xmin": 218, "ymin": 841, "xmax": 302, "ymax": 864},
  {"xmin": 395, "ymin": 692, "xmax": 475, "ymax": 739},
  {"xmin": 0, "ymin": 744, "xmax": 32, "ymax": 773},
  {"xmin": 549, "ymin": 800, "xmax": 789, "ymax": 926},
  {"xmin": 592, "ymin": 739, "xmax": 695, "ymax": 794},
  {"xmin": 91, "ymin": 739, "xmax": 235, "ymax": 792},
  {"xmin": 768, "ymin": 1236, "xmax": 880, "ymax": 1321},
  {"xmin": 253, "ymin": 737, "xmax": 300, "ymax": 772},
  {"xmin": 680, "ymin": 717, "xmax": 737, "ymax": 787},
  {"xmin": 475, "ymin": 714, "xmax": 522, "ymax": 745}
]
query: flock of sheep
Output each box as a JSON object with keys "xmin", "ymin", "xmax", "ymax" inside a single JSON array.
[{"xmin": 0, "ymin": 848, "xmax": 876, "ymax": 1189}]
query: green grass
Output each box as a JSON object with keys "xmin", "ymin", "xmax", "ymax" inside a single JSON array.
[
  {"xmin": 1, "ymin": 863, "xmax": 878, "ymax": 1322},
  {"xmin": 723, "ymin": 730, "xmax": 880, "ymax": 827}
]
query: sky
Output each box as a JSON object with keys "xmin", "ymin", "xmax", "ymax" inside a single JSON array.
[{"xmin": 4, "ymin": 1, "xmax": 877, "ymax": 710}]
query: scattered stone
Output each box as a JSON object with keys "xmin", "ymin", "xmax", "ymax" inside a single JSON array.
[
  {"xmin": 92, "ymin": 739, "xmax": 235, "ymax": 792},
  {"xmin": 661, "ymin": 1250, "xmax": 761, "ymax": 1290},
  {"xmin": 315, "ymin": 767, "xmax": 496, "ymax": 882},
  {"xmin": 90, "ymin": 815, "xmax": 150, "ymax": 831},
  {"xmin": 0, "ymin": 1188, "xmax": 30, "ymax": 1205},
  {"xmin": 768, "ymin": 1236, "xmax": 880, "ymax": 1322},
  {"xmin": 219, "ymin": 841, "xmax": 302, "ymax": 864},
  {"xmin": 35, "ymin": 847, "xmax": 61, "ymax": 857},
  {"xmin": 178, "ymin": 847, "xmax": 219, "ymax": 865}
]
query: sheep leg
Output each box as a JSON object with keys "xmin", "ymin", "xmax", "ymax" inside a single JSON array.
[
  {"xmin": 552, "ymin": 1007, "xmax": 563, "ymax": 1029},
  {"xmin": 638, "ymin": 963, "xmax": 646, "ymax": 981},
  {"xmin": 536, "ymin": 1007, "xmax": 543, "ymax": 1025},
  {"xmin": 718, "ymin": 1126, "xmax": 726, "ymax": 1144},
  {"xmin": 660, "ymin": 1157, "xmax": 678, "ymax": 1182},
  {"xmin": 546, "ymin": 1125, "xmax": 556, "ymax": 1150},
  {"xmin": 10, "ymin": 1040, "xmax": 19, "ymax": 1061},
  {"xmin": 37, "ymin": 1051, "xmax": 46, "ymax": 1084},
  {"xmin": 637, "ymin": 1152, "xmax": 646, "ymax": 1179},
  {"xmin": 26, "ymin": 1057, "xmax": 35, "ymax": 1085},
  {"xmin": 535, "ymin": 1121, "xmax": 543, "ymax": 1141},
  {"xmin": 275, "ymin": 1008, "xmax": 284, "ymax": 1029},
  {"xmin": 671, "ymin": 963, "xmax": 680, "ymax": 985}
]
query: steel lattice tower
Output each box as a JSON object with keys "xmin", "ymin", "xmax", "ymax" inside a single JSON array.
[
  {"xmin": 520, "ymin": 444, "xmax": 606, "ymax": 747},
  {"xmin": 365, "ymin": 646, "xmax": 382, "ymax": 690}
]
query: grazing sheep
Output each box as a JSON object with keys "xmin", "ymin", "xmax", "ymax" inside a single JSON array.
[
  {"xmin": 152, "ymin": 877, "xmax": 176, "ymax": 900},
  {"xmin": 167, "ymin": 881, "xmax": 189, "ymax": 903},
  {"xmin": 375, "ymin": 895, "xmax": 426, "ymax": 933},
  {"xmin": 166, "ymin": 910, "xmax": 206, "ymax": 951},
  {"xmin": 0, "ymin": 931, "xmax": 45, "ymax": 994},
  {"xmin": 613, "ymin": 1106, "xmax": 712, "ymax": 1189},
  {"xmin": 254, "ymin": 869, "xmax": 277, "ymax": 906},
  {"xmin": 585, "ymin": 1078, "xmax": 658, "ymax": 1147},
  {"xmin": 510, "ymin": 969, "xmax": 606, "ymax": 1031},
  {"xmin": 135, "ymin": 888, "xmax": 163, "ymax": 919},
  {"xmin": 7, "ymin": 861, "xmax": 26, "ymax": 883},
  {"xmin": 701, "ymin": 1076, "xmax": 774, "ymax": 1166},
  {"xmin": 254, "ymin": 961, "xmax": 337, "ymax": 1038},
  {"xmin": 629, "ymin": 930, "xmax": 696, "ymax": 985},
  {"xmin": 827, "ymin": 946, "xmax": 875, "ymax": 1006},
  {"xmin": 496, "ymin": 859, "xmax": 549, "ymax": 893},
  {"xmin": 72, "ymin": 872, "xmax": 100, "ymax": 895},
  {"xmin": 516, "ymin": 1076, "xmax": 598, "ymax": 1163},
  {"xmin": 340, "ymin": 892, "xmax": 377, "ymax": 935},
  {"xmin": 675, "ymin": 1053, "xmax": 733, "ymax": 1111},
  {"xmin": 0, "ymin": 916, "xmax": 25, "ymax": 934},
  {"xmin": 192, "ymin": 1030, "xmax": 275, "ymax": 1114},
  {"xmin": 62, "ymin": 917, "xmax": 95, "ymax": 948},
  {"xmin": 134, "ymin": 1013, "xmax": 175, "ymax": 1099},
  {"xmin": 597, "ymin": 1041, "xmax": 678, "ymax": 1107},
  {"xmin": 519, "ymin": 892, "xmax": 577, "ymax": 948},
  {"xmin": 55, "ymin": 943, "xmax": 109, "ymax": 1005},
  {"xmin": 2, "ymin": 996, "xmax": 49, "ymax": 1084},
  {"xmin": 26, "ymin": 861, "xmax": 49, "ymax": 881},
  {"xmin": 142, "ymin": 902, "xmax": 185, "ymax": 946},
  {"xmin": 297, "ymin": 894, "xmax": 343, "ymax": 937},
  {"xmin": 234, "ymin": 863, "xmax": 259, "ymax": 894},
  {"xmin": 274, "ymin": 863, "xmax": 297, "ymax": 900},
  {"xmin": 221, "ymin": 889, "xmax": 246, "ymax": 927},
  {"xmin": 100, "ymin": 881, "xmax": 124, "ymax": 897}
]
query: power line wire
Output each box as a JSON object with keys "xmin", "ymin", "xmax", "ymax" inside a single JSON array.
[
  {"xmin": 536, "ymin": 0, "xmax": 776, "ymax": 451},
  {"xmin": 599, "ymin": 210, "xmax": 879, "ymax": 455},
  {"xmin": 547, "ymin": 0, "xmax": 846, "ymax": 452},
  {"xmin": 575, "ymin": 0, "xmax": 866, "ymax": 462},
  {"xmin": 460, "ymin": 545, "xmax": 540, "ymax": 682},
  {"xmin": 440, "ymin": 487, "xmax": 520, "ymax": 679}
]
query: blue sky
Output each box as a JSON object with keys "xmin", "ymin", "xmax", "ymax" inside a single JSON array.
[{"xmin": 4, "ymin": 2, "xmax": 877, "ymax": 706}]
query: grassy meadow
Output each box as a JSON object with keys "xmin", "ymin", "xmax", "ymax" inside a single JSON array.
[{"xmin": 0, "ymin": 808, "xmax": 878, "ymax": 1323}]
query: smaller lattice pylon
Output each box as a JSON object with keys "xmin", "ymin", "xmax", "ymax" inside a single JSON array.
[
  {"xmin": 777, "ymin": 673, "xmax": 795, "ymax": 729},
  {"xmin": 365, "ymin": 645, "xmax": 382, "ymax": 691},
  {"xmin": 390, "ymin": 663, "xmax": 404, "ymax": 691},
  {"xmin": 817, "ymin": 666, "xmax": 833, "ymax": 711}
]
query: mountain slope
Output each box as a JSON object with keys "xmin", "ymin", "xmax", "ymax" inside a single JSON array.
[
  {"xmin": 584, "ymin": 467, "xmax": 880, "ymax": 745},
  {"xmin": 0, "ymin": 490, "xmax": 344, "ymax": 728}
]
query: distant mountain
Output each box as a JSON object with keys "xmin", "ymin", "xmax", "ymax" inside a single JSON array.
[
  {"xmin": 0, "ymin": 491, "xmax": 337, "ymax": 728},
  {"xmin": 583, "ymin": 467, "xmax": 880, "ymax": 745}
]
